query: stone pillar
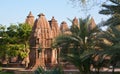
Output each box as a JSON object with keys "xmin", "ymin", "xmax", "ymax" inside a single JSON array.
[
  {"xmin": 41, "ymin": 48, "xmax": 45, "ymax": 67},
  {"xmin": 51, "ymin": 49, "xmax": 57, "ymax": 66}
]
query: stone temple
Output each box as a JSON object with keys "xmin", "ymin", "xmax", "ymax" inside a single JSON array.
[{"xmin": 25, "ymin": 12, "xmax": 96, "ymax": 69}]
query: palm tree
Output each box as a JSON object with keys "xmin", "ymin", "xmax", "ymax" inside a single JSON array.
[
  {"xmin": 53, "ymin": 16, "xmax": 99, "ymax": 74},
  {"xmin": 97, "ymin": 26, "xmax": 120, "ymax": 74},
  {"xmin": 99, "ymin": 0, "xmax": 120, "ymax": 26}
]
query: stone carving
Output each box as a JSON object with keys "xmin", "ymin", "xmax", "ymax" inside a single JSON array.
[
  {"xmin": 49, "ymin": 17, "xmax": 60, "ymax": 65},
  {"xmin": 49, "ymin": 16, "xmax": 60, "ymax": 37},
  {"xmin": 27, "ymin": 12, "xmax": 96, "ymax": 69},
  {"xmin": 25, "ymin": 11, "xmax": 34, "ymax": 26},
  {"xmin": 60, "ymin": 21, "xmax": 69, "ymax": 33},
  {"xmin": 72, "ymin": 17, "xmax": 79, "ymax": 28},
  {"xmin": 88, "ymin": 17, "xmax": 96, "ymax": 31},
  {"xmin": 29, "ymin": 13, "xmax": 60, "ymax": 69}
]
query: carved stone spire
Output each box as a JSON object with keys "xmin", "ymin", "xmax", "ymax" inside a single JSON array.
[
  {"xmin": 72, "ymin": 17, "xmax": 79, "ymax": 26},
  {"xmin": 29, "ymin": 13, "xmax": 53, "ymax": 68},
  {"xmin": 28, "ymin": 11, "xmax": 33, "ymax": 17},
  {"xmin": 89, "ymin": 17, "xmax": 96, "ymax": 30},
  {"xmin": 30, "ymin": 13, "xmax": 52, "ymax": 48},
  {"xmin": 60, "ymin": 21, "xmax": 69, "ymax": 34},
  {"xmin": 38, "ymin": 13, "xmax": 45, "ymax": 17},
  {"xmin": 25, "ymin": 11, "xmax": 34, "ymax": 26},
  {"xmin": 49, "ymin": 16, "xmax": 60, "ymax": 37}
]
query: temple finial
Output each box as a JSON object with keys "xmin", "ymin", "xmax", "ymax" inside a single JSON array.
[{"xmin": 38, "ymin": 13, "xmax": 45, "ymax": 17}]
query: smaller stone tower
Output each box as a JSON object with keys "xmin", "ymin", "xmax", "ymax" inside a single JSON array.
[
  {"xmin": 72, "ymin": 17, "xmax": 79, "ymax": 28},
  {"xmin": 88, "ymin": 17, "xmax": 96, "ymax": 31},
  {"xmin": 49, "ymin": 16, "xmax": 60, "ymax": 37},
  {"xmin": 60, "ymin": 21, "xmax": 69, "ymax": 34},
  {"xmin": 25, "ymin": 11, "xmax": 34, "ymax": 26}
]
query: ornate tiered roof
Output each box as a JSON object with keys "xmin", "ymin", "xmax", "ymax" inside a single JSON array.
[
  {"xmin": 30, "ymin": 13, "xmax": 52, "ymax": 48},
  {"xmin": 49, "ymin": 16, "xmax": 60, "ymax": 38}
]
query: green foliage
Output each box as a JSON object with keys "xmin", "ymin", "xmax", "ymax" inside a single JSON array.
[
  {"xmin": 0, "ymin": 45, "xmax": 9, "ymax": 58},
  {"xmin": 35, "ymin": 66, "xmax": 46, "ymax": 74},
  {"xmin": 51, "ymin": 66, "xmax": 64, "ymax": 74},
  {"xmin": 98, "ymin": 1, "xmax": 120, "ymax": 70},
  {"xmin": 35, "ymin": 66, "xmax": 64, "ymax": 74},
  {"xmin": 7, "ymin": 24, "xmax": 18, "ymax": 37},
  {"xmin": 8, "ymin": 45, "xmax": 19, "ymax": 57},
  {"xmin": 18, "ymin": 23, "xmax": 32, "ymax": 42},
  {"xmin": 98, "ymin": 26, "xmax": 120, "ymax": 58},
  {"xmin": 99, "ymin": 0, "xmax": 120, "ymax": 26},
  {"xmin": 0, "ymin": 24, "xmax": 5, "ymax": 31},
  {"xmin": 0, "ymin": 23, "xmax": 32, "ymax": 60},
  {"xmin": 95, "ymin": 26, "xmax": 120, "ymax": 73}
]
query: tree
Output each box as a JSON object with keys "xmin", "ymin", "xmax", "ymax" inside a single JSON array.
[
  {"xmin": 6, "ymin": 24, "xmax": 19, "ymax": 44},
  {"xmin": 17, "ymin": 23, "xmax": 32, "ymax": 48},
  {"xmin": 17, "ymin": 23, "xmax": 32, "ymax": 58},
  {"xmin": 0, "ymin": 23, "xmax": 32, "ymax": 64},
  {"xmin": 97, "ymin": 26, "xmax": 120, "ymax": 73},
  {"xmin": 69, "ymin": 0, "xmax": 105, "ymax": 6},
  {"xmin": 0, "ymin": 24, "xmax": 5, "ymax": 32},
  {"xmin": 69, "ymin": 0, "xmax": 108, "ymax": 11},
  {"xmin": 0, "ymin": 24, "xmax": 6, "ymax": 44},
  {"xmin": 99, "ymin": 0, "xmax": 120, "ymax": 26},
  {"xmin": 53, "ymin": 16, "xmax": 99, "ymax": 74},
  {"xmin": 0, "ymin": 25, "xmax": 9, "ymax": 62},
  {"xmin": 17, "ymin": 23, "xmax": 32, "ymax": 68}
]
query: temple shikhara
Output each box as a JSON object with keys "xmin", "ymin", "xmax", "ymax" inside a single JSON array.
[{"xmin": 25, "ymin": 12, "xmax": 96, "ymax": 69}]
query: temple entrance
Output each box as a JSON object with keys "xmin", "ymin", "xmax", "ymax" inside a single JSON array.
[{"xmin": 44, "ymin": 48, "xmax": 52, "ymax": 67}]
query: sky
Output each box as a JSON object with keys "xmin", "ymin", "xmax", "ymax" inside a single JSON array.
[{"xmin": 0, "ymin": 0, "xmax": 109, "ymax": 27}]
